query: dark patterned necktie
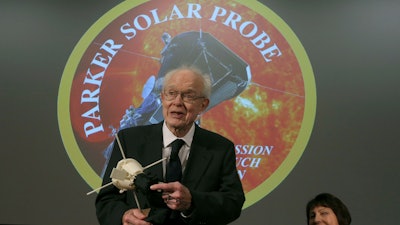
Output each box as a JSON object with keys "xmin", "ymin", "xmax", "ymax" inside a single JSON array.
[{"xmin": 166, "ymin": 139, "xmax": 185, "ymax": 182}]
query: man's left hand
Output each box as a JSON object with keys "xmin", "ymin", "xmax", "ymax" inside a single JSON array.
[{"xmin": 150, "ymin": 182, "xmax": 192, "ymax": 211}]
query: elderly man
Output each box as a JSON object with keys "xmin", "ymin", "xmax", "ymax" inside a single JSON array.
[{"xmin": 96, "ymin": 65, "xmax": 245, "ymax": 225}]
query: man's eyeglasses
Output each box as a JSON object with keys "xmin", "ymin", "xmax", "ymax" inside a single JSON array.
[{"xmin": 163, "ymin": 90, "xmax": 205, "ymax": 103}]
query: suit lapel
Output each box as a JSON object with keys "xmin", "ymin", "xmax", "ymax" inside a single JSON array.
[
  {"xmin": 182, "ymin": 127, "xmax": 213, "ymax": 188},
  {"xmin": 141, "ymin": 123, "xmax": 164, "ymax": 181}
]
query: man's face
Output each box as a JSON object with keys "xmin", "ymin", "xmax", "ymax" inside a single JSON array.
[
  {"xmin": 161, "ymin": 69, "xmax": 209, "ymax": 135},
  {"xmin": 308, "ymin": 206, "xmax": 339, "ymax": 225}
]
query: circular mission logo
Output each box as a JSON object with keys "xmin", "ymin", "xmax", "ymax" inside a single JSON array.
[{"xmin": 58, "ymin": 0, "xmax": 316, "ymax": 209}]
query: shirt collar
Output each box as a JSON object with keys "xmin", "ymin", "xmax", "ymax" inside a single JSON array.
[{"xmin": 163, "ymin": 122, "xmax": 195, "ymax": 147}]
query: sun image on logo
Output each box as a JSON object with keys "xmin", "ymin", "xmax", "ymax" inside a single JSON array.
[{"xmin": 58, "ymin": 0, "xmax": 316, "ymax": 209}]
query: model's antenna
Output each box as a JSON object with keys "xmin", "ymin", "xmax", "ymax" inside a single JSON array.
[
  {"xmin": 143, "ymin": 158, "xmax": 166, "ymax": 170},
  {"xmin": 86, "ymin": 182, "xmax": 113, "ymax": 195},
  {"xmin": 115, "ymin": 133, "xmax": 126, "ymax": 159}
]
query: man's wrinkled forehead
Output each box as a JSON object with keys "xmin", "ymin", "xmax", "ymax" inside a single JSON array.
[{"xmin": 164, "ymin": 72, "xmax": 203, "ymax": 91}]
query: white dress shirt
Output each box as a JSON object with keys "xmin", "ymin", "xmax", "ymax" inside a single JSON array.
[{"xmin": 162, "ymin": 122, "xmax": 195, "ymax": 179}]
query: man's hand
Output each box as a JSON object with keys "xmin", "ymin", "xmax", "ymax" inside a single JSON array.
[
  {"xmin": 122, "ymin": 208, "xmax": 151, "ymax": 225},
  {"xmin": 150, "ymin": 182, "xmax": 192, "ymax": 211}
]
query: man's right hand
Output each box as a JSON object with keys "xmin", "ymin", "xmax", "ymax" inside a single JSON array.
[{"xmin": 122, "ymin": 208, "xmax": 151, "ymax": 225}]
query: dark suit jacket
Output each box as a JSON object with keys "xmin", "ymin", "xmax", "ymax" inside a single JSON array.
[{"xmin": 96, "ymin": 122, "xmax": 245, "ymax": 225}]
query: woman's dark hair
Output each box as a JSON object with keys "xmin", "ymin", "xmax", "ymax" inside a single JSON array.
[{"xmin": 306, "ymin": 193, "xmax": 351, "ymax": 225}]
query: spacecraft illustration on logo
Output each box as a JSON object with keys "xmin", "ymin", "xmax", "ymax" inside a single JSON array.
[{"xmin": 101, "ymin": 30, "xmax": 252, "ymax": 176}]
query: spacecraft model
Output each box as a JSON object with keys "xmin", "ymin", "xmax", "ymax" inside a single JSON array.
[{"xmin": 87, "ymin": 134, "xmax": 166, "ymax": 212}]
